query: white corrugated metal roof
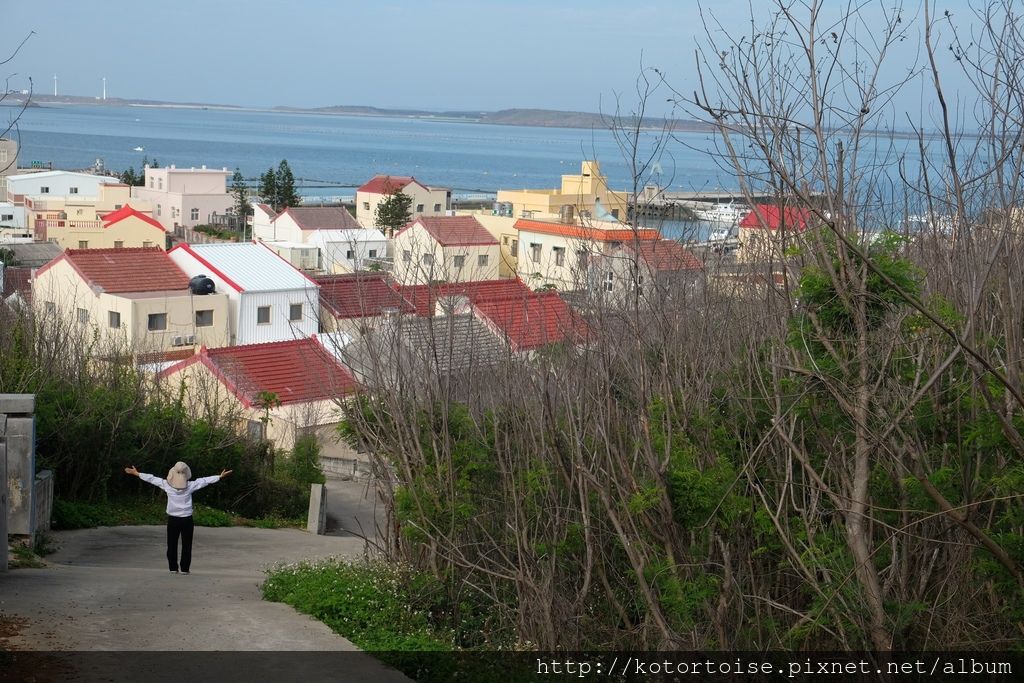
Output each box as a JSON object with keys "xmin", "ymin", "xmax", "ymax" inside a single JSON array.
[
  {"xmin": 306, "ymin": 229, "xmax": 386, "ymax": 246},
  {"xmin": 6, "ymin": 170, "xmax": 121, "ymax": 183},
  {"xmin": 182, "ymin": 242, "xmax": 318, "ymax": 292}
]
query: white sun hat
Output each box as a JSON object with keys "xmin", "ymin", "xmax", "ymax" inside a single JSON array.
[{"xmin": 166, "ymin": 462, "xmax": 192, "ymax": 489}]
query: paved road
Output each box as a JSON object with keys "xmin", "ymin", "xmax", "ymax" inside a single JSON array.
[
  {"xmin": 0, "ymin": 524, "xmax": 409, "ymax": 681},
  {"xmin": 323, "ymin": 474, "xmax": 386, "ymax": 542}
]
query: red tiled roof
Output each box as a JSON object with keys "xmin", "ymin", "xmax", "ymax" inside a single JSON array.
[
  {"xmin": 357, "ymin": 175, "xmax": 425, "ymax": 195},
  {"xmin": 400, "ymin": 279, "xmax": 534, "ymax": 317},
  {"xmin": 1, "ymin": 266, "xmax": 32, "ymax": 302},
  {"xmin": 514, "ymin": 218, "xmax": 661, "ymax": 242},
  {"xmin": 473, "ymin": 291, "xmax": 590, "ymax": 351},
  {"xmin": 160, "ymin": 338, "xmax": 359, "ymax": 407},
  {"xmin": 738, "ymin": 204, "xmax": 812, "ymax": 231},
  {"xmin": 279, "ymin": 206, "xmax": 360, "ymax": 231},
  {"xmin": 101, "ymin": 204, "xmax": 166, "ymax": 232},
  {"xmin": 35, "ymin": 247, "xmax": 189, "ymax": 294},
  {"xmin": 315, "ymin": 273, "xmax": 415, "ymax": 319},
  {"xmin": 624, "ymin": 240, "xmax": 704, "ymax": 272},
  {"xmin": 396, "ymin": 216, "xmax": 498, "ymax": 247}
]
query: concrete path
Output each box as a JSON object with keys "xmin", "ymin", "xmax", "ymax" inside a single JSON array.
[
  {"xmin": 323, "ymin": 474, "xmax": 385, "ymax": 542},
  {"xmin": 0, "ymin": 525, "xmax": 410, "ymax": 681}
]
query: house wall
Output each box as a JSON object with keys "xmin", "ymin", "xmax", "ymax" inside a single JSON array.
[
  {"xmin": 6, "ymin": 172, "xmax": 119, "ymax": 199},
  {"xmin": 356, "ymin": 184, "xmax": 450, "ymax": 229},
  {"xmin": 468, "ymin": 213, "xmax": 519, "ymax": 278},
  {"xmin": 497, "ymin": 162, "xmax": 629, "ymax": 222},
  {"xmin": 392, "ymin": 223, "xmax": 500, "ymax": 285},
  {"xmin": 317, "ymin": 237, "xmax": 388, "ymax": 273},
  {"xmin": 516, "ymin": 228, "xmax": 594, "ymax": 291},
  {"xmin": 168, "ymin": 248, "xmax": 243, "ymax": 344},
  {"xmin": 132, "ymin": 167, "xmax": 232, "ymax": 231},
  {"xmin": 251, "ymin": 205, "xmax": 276, "ymax": 241},
  {"xmin": 42, "ymin": 214, "xmax": 166, "ymax": 251},
  {"xmin": 236, "ymin": 289, "xmax": 319, "ymax": 345},
  {"xmin": 0, "ymin": 203, "xmax": 26, "ymax": 231}
]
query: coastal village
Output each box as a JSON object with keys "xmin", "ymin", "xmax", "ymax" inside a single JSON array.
[{"xmin": 0, "ymin": 142, "xmax": 796, "ymax": 467}]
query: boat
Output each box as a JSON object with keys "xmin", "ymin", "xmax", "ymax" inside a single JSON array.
[
  {"xmin": 133, "ymin": 146, "xmax": 144, "ymax": 152},
  {"xmin": 708, "ymin": 226, "xmax": 734, "ymax": 242},
  {"xmin": 692, "ymin": 201, "xmax": 748, "ymax": 224}
]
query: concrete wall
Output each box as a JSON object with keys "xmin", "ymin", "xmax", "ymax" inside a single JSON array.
[
  {"xmin": 1, "ymin": 415, "xmax": 7, "ymax": 571},
  {"xmin": 0, "ymin": 394, "xmax": 35, "ymax": 539}
]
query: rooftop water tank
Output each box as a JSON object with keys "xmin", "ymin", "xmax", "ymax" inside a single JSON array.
[{"xmin": 189, "ymin": 274, "xmax": 216, "ymax": 295}]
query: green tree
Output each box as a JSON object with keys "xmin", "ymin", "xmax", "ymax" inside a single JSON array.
[
  {"xmin": 0, "ymin": 247, "xmax": 16, "ymax": 266},
  {"xmin": 374, "ymin": 187, "xmax": 413, "ymax": 238},
  {"xmin": 231, "ymin": 168, "xmax": 251, "ymax": 234},
  {"xmin": 258, "ymin": 167, "xmax": 278, "ymax": 209},
  {"xmin": 274, "ymin": 160, "xmax": 300, "ymax": 210}
]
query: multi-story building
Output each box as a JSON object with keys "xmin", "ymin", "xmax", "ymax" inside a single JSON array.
[
  {"xmin": 496, "ymin": 161, "xmax": 629, "ymax": 223},
  {"xmin": 514, "ymin": 217, "xmax": 660, "ymax": 291},
  {"xmin": 0, "ymin": 138, "xmax": 19, "ymax": 201},
  {"xmin": 24, "ymin": 184, "xmax": 160, "ymax": 249},
  {"xmin": 5, "ymin": 170, "xmax": 122, "ymax": 204},
  {"xmin": 131, "ymin": 165, "xmax": 232, "ymax": 232},
  {"xmin": 355, "ymin": 175, "xmax": 451, "ymax": 232}
]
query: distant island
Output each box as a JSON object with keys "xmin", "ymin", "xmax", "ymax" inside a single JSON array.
[{"xmin": 9, "ymin": 94, "xmax": 717, "ymax": 133}]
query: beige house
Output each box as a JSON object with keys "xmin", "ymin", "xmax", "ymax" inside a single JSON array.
[
  {"xmin": 461, "ymin": 213, "xmax": 519, "ymax": 278},
  {"xmin": 355, "ymin": 175, "xmax": 451, "ymax": 232},
  {"xmin": 595, "ymin": 239, "xmax": 704, "ymax": 303},
  {"xmin": 28, "ymin": 190, "xmax": 164, "ymax": 249},
  {"xmin": 252, "ymin": 205, "xmax": 361, "ymax": 243},
  {"xmin": 514, "ymin": 218, "xmax": 661, "ymax": 291},
  {"xmin": 393, "ymin": 216, "xmax": 501, "ymax": 285},
  {"xmin": 497, "ymin": 161, "xmax": 629, "ymax": 223},
  {"xmin": 158, "ymin": 338, "xmax": 360, "ymax": 457},
  {"xmin": 131, "ymin": 165, "xmax": 232, "ymax": 232},
  {"xmin": 0, "ymin": 138, "xmax": 18, "ymax": 201},
  {"xmin": 32, "ymin": 247, "xmax": 230, "ymax": 354}
]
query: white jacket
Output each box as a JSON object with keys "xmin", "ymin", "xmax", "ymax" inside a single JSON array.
[{"xmin": 139, "ymin": 473, "xmax": 221, "ymax": 517}]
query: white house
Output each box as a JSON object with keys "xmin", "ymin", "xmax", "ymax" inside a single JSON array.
[
  {"xmin": 5, "ymin": 170, "xmax": 121, "ymax": 202},
  {"xmin": 167, "ymin": 242, "xmax": 320, "ymax": 345},
  {"xmin": 355, "ymin": 175, "xmax": 451, "ymax": 232},
  {"xmin": 0, "ymin": 202, "xmax": 28, "ymax": 237},
  {"xmin": 306, "ymin": 228, "xmax": 388, "ymax": 273},
  {"xmin": 393, "ymin": 216, "xmax": 501, "ymax": 285},
  {"xmin": 252, "ymin": 206, "xmax": 361, "ymax": 243}
]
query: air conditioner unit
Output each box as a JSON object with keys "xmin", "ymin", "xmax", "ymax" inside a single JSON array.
[
  {"xmin": 185, "ymin": 334, "xmax": 195, "ymax": 345},
  {"xmin": 171, "ymin": 336, "xmax": 184, "ymax": 347}
]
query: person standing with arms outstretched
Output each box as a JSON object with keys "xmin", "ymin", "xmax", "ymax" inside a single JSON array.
[{"xmin": 124, "ymin": 462, "xmax": 232, "ymax": 574}]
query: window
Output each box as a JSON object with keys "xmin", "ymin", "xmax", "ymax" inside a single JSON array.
[
  {"xmin": 247, "ymin": 420, "xmax": 264, "ymax": 441},
  {"xmin": 149, "ymin": 178, "xmax": 154, "ymax": 188},
  {"xmin": 40, "ymin": 186, "xmax": 50, "ymax": 194},
  {"xmin": 362, "ymin": 202, "xmax": 370, "ymax": 211},
  {"xmin": 0, "ymin": 149, "xmax": 6, "ymax": 163},
  {"xmin": 158, "ymin": 178, "xmax": 163, "ymax": 190},
  {"xmin": 603, "ymin": 271, "xmax": 614, "ymax": 293},
  {"xmin": 114, "ymin": 204, "xmax": 122, "ymax": 210},
  {"xmin": 44, "ymin": 301, "xmax": 55, "ymax": 314},
  {"xmin": 147, "ymin": 313, "xmax": 167, "ymax": 331},
  {"xmin": 156, "ymin": 204, "xmax": 162, "ymax": 216},
  {"xmin": 453, "ymin": 255, "xmax": 466, "ymax": 269},
  {"xmin": 1, "ymin": 214, "xmax": 12, "ymax": 221},
  {"xmin": 422, "ymin": 254, "xmax": 434, "ymax": 265},
  {"xmin": 511, "ymin": 239, "xmax": 518, "ymax": 254},
  {"xmin": 530, "ymin": 243, "xmax": 541, "ymax": 263},
  {"xmin": 108, "ymin": 311, "xmax": 121, "ymax": 328},
  {"xmin": 369, "ymin": 249, "xmax": 378, "ymax": 258},
  {"xmin": 416, "ymin": 204, "xmax": 424, "ymax": 213},
  {"xmin": 553, "ymin": 246, "xmax": 565, "ymax": 266},
  {"xmin": 345, "ymin": 249, "xmax": 354, "ymax": 259},
  {"xmin": 78, "ymin": 240, "xmax": 89, "ymax": 249},
  {"xmin": 402, "ymin": 250, "xmax": 412, "ymax": 263},
  {"xmin": 433, "ymin": 203, "xmax": 441, "ymax": 212},
  {"xmin": 114, "ymin": 241, "xmax": 124, "ymax": 249},
  {"xmin": 289, "ymin": 303, "xmax": 303, "ymax": 322},
  {"xmin": 69, "ymin": 187, "xmax": 79, "ymax": 194},
  {"xmin": 195, "ymin": 310, "xmax": 213, "ymax": 327},
  {"xmin": 611, "ymin": 208, "xmax": 620, "ymax": 219},
  {"xmin": 257, "ymin": 306, "xmax": 271, "ymax": 324},
  {"xmin": 190, "ymin": 208, "xmax": 199, "ymax": 221},
  {"xmin": 577, "ymin": 250, "xmax": 589, "ymax": 271},
  {"xmin": 143, "ymin": 241, "xmax": 152, "ymax": 248},
  {"xmin": 478, "ymin": 254, "xmax": 489, "ymax": 267},
  {"xmin": 77, "ymin": 308, "xmax": 89, "ymax": 324}
]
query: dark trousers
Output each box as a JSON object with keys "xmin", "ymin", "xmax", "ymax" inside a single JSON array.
[{"xmin": 166, "ymin": 515, "xmax": 194, "ymax": 572}]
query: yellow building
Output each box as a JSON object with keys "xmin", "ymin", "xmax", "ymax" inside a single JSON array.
[
  {"xmin": 496, "ymin": 161, "xmax": 629, "ymax": 223},
  {"xmin": 460, "ymin": 213, "xmax": 519, "ymax": 278},
  {"xmin": 26, "ymin": 184, "xmax": 161, "ymax": 249},
  {"xmin": 32, "ymin": 247, "xmax": 230, "ymax": 355}
]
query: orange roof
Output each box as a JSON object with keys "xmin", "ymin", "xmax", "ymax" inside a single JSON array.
[
  {"xmin": 35, "ymin": 247, "xmax": 189, "ymax": 294},
  {"xmin": 101, "ymin": 204, "xmax": 166, "ymax": 232},
  {"xmin": 514, "ymin": 218, "xmax": 660, "ymax": 242},
  {"xmin": 159, "ymin": 338, "xmax": 359, "ymax": 408},
  {"xmin": 473, "ymin": 291, "xmax": 590, "ymax": 351}
]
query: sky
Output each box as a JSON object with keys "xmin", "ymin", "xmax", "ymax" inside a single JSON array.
[{"xmin": 4, "ymin": 1, "xmax": 974, "ymax": 118}]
